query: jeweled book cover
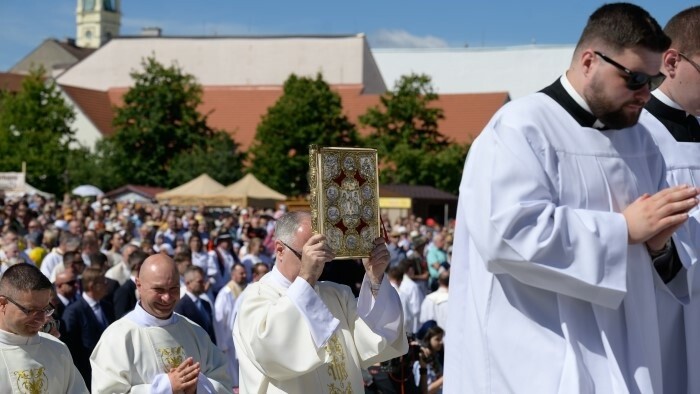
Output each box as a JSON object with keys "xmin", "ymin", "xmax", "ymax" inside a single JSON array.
[{"xmin": 308, "ymin": 145, "xmax": 380, "ymax": 259}]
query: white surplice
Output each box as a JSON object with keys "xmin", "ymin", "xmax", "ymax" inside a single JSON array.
[
  {"xmin": 214, "ymin": 284, "xmax": 244, "ymax": 387},
  {"xmin": 90, "ymin": 304, "xmax": 232, "ymax": 393},
  {"xmin": 644, "ymin": 91, "xmax": 700, "ymax": 394},
  {"xmin": 444, "ymin": 79, "xmax": 668, "ymax": 394},
  {"xmin": 0, "ymin": 329, "xmax": 88, "ymax": 393},
  {"xmin": 233, "ymin": 266, "xmax": 408, "ymax": 394},
  {"xmin": 419, "ymin": 286, "xmax": 448, "ymax": 329}
]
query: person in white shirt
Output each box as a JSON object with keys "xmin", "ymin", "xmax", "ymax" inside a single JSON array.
[
  {"xmin": 214, "ymin": 263, "xmax": 247, "ymax": 387},
  {"xmin": 419, "ymin": 270, "xmax": 449, "ymax": 330},
  {"xmin": 0, "ymin": 264, "xmax": 88, "ymax": 392},
  {"xmin": 234, "ymin": 211, "xmax": 407, "ymax": 393},
  {"xmin": 90, "ymin": 253, "xmax": 231, "ymax": 393},
  {"xmin": 444, "ymin": 4, "xmax": 699, "ymax": 393}
]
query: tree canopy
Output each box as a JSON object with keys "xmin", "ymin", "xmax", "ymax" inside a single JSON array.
[
  {"xmin": 248, "ymin": 73, "xmax": 360, "ymax": 196},
  {"xmin": 0, "ymin": 67, "xmax": 76, "ymax": 194},
  {"xmin": 99, "ymin": 56, "xmax": 244, "ymax": 189},
  {"xmin": 360, "ymin": 74, "xmax": 467, "ymax": 194}
]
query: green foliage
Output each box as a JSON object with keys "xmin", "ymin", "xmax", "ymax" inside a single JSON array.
[
  {"xmin": 248, "ymin": 73, "xmax": 360, "ymax": 196},
  {"xmin": 360, "ymin": 73, "xmax": 466, "ymax": 194},
  {"xmin": 100, "ymin": 56, "xmax": 244, "ymax": 188},
  {"xmin": 168, "ymin": 132, "xmax": 244, "ymax": 186},
  {"xmin": 0, "ymin": 67, "xmax": 76, "ymax": 194}
]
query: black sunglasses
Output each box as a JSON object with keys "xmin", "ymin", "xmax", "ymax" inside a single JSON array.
[
  {"xmin": 279, "ymin": 240, "xmax": 302, "ymax": 260},
  {"xmin": 595, "ymin": 51, "xmax": 666, "ymax": 91}
]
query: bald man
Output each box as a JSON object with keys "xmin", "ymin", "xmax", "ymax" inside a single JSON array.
[{"xmin": 90, "ymin": 254, "xmax": 232, "ymax": 393}]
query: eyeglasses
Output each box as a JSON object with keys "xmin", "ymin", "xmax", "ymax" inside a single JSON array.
[
  {"xmin": 595, "ymin": 51, "xmax": 666, "ymax": 91},
  {"xmin": 57, "ymin": 279, "xmax": 77, "ymax": 287},
  {"xmin": 279, "ymin": 240, "xmax": 302, "ymax": 260},
  {"xmin": 1, "ymin": 296, "xmax": 55, "ymax": 317},
  {"xmin": 679, "ymin": 52, "xmax": 700, "ymax": 74}
]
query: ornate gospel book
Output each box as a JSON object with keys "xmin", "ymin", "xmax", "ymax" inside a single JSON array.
[{"xmin": 309, "ymin": 145, "xmax": 380, "ymax": 259}]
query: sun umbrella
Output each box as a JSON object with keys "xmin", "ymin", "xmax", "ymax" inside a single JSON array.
[{"xmin": 72, "ymin": 184, "xmax": 104, "ymax": 197}]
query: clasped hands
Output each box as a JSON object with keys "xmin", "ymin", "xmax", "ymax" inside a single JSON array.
[
  {"xmin": 168, "ymin": 357, "xmax": 199, "ymax": 394},
  {"xmin": 623, "ymin": 184, "xmax": 700, "ymax": 252}
]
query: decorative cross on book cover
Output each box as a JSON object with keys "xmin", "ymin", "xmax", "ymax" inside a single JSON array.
[{"xmin": 308, "ymin": 145, "xmax": 380, "ymax": 259}]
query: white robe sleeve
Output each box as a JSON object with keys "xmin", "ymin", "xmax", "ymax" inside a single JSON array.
[
  {"xmin": 466, "ymin": 121, "xmax": 630, "ymax": 309},
  {"xmin": 234, "ymin": 280, "xmax": 332, "ymax": 381}
]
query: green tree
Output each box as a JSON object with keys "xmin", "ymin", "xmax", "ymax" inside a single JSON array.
[
  {"xmin": 101, "ymin": 56, "xmax": 244, "ymax": 188},
  {"xmin": 360, "ymin": 73, "xmax": 467, "ymax": 194},
  {"xmin": 248, "ymin": 74, "xmax": 360, "ymax": 196},
  {"xmin": 0, "ymin": 67, "xmax": 76, "ymax": 194}
]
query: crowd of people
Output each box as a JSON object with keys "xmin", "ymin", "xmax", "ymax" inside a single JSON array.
[
  {"xmin": 0, "ymin": 191, "xmax": 453, "ymax": 393},
  {"xmin": 1, "ymin": 2, "xmax": 698, "ymax": 393}
]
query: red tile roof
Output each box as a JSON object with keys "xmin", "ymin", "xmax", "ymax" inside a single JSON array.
[
  {"xmin": 0, "ymin": 72, "xmax": 27, "ymax": 92},
  {"xmin": 61, "ymin": 84, "xmax": 116, "ymax": 136},
  {"xmin": 69, "ymin": 85, "xmax": 508, "ymax": 150},
  {"xmin": 104, "ymin": 184, "xmax": 166, "ymax": 200}
]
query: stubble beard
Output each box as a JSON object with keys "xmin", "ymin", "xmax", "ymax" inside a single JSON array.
[{"xmin": 586, "ymin": 74, "xmax": 645, "ymax": 129}]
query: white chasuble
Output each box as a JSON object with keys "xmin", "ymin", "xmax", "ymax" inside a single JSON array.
[
  {"xmin": 0, "ymin": 330, "xmax": 88, "ymax": 393},
  {"xmin": 90, "ymin": 304, "xmax": 232, "ymax": 393},
  {"xmin": 234, "ymin": 267, "xmax": 408, "ymax": 393},
  {"xmin": 445, "ymin": 83, "xmax": 667, "ymax": 394}
]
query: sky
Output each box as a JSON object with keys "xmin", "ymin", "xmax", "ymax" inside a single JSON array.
[{"xmin": 0, "ymin": 1, "xmax": 696, "ymax": 71}]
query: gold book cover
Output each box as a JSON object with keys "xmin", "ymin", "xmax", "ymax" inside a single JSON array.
[{"xmin": 308, "ymin": 145, "xmax": 380, "ymax": 259}]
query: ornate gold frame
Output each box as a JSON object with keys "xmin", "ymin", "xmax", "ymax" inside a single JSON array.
[{"xmin": 309, "ymin": 145, "xmax": 380, "ymax": 259}]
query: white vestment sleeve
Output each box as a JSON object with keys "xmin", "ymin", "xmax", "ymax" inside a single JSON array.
[
  {"xmin": 235, "ymin": 281, "xmax": 330, "ymax": 381},
  {"xmin": 467, "ymin": 121, "xmax": 630, "ymax": 309},
  {"xmin": 287, "ymin": 277, "xmax": 340, "ymax": 347},
  {"xmin": 357, "ymin": 274, "xmax": 402, "ymax": 343}
]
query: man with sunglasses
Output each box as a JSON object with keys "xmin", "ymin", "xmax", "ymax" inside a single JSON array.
[
  {"xmin": 445, "ymin": 3, "xmax": 700, "ymax": 394},
  {"xmin": 0, "ymin": 264, "xmax": 88, "ymax": 392},
  {"xmin": 233, "ymin": 211, "xmax": 407, "ymax": 393},
  {"xmin": 640, "ymin": 6, "xmax": 700, "ymax": 394}
]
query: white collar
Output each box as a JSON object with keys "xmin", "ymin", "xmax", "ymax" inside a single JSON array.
[
  {"xmin": 653, "ymin": 89, "xmax": 687, "ymax": 113},
  {"xmin": 82, "ymin": 292, "xmax": 99, "ymax": 308},
  {"xmin": 127, "ymin": 302, "xmax": 178, "ymax": 327},
  {"xmin": 560, "ymin": 74, "xmax": 606, "ymax": 129},
  {"xmin": 57, "ymin": 292, "xmax": 71, "ymax": 306},
  {"xmin": 0, "ymin": 328, "xmax": 40, "ymax": 345},
  {"xmin": 265, "ymin": 265, "xmax": 293, "ymax": 289}
]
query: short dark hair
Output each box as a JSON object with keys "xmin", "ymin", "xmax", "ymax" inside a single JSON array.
[
  {"xmin": 388, "ymin": 266, "xmax": 404, "ymax": 282},
  {"xmin": 232, "ymin": 262, "xmax": 246, "ymax": 274},
  {"xmin": 63, "ymin": 251, "xmax": 83, "ymax": 267},
  {"xmin": 81, "ymin": 267, "xmax": 104, "ymax": 291},
  {"xmin": 184, "ymin": 265, "xmax": 204, "ymax": 278},
  {"xmin": 664, "ymin": 6, "xmax": 700, "ymax": 56},
  {"xmin": 173, "ymin": 251, "xmax": 191, "ymax": 265},
  {"xmin": 88, "ymin": 252, "xmax": 109, "ymax": 269},
  {"xmin": 128, "ymin": 250, "xmax": 149, "ymax": 273},
  {"xmin": 576, "ymin": 3, "xmax": 670, "ymax": 54},
  {"xmin": 0, "ymin": 264, "xmax": 52, "ymax": 296}
]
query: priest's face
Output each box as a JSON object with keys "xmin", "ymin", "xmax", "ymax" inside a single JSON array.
[
  {"xmin": 137, "ymin": 260, "xmax": 181, "ymax": 319},
  {"xmin": 585, "ymin": 47, "xmax": 662, "ymax": 129},
  {"xmin": 0, "ymin": 289, "xmax": 51, "ymax": 336}
]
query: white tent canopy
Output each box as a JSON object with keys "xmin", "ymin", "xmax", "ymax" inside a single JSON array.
[{"xmin": 156, "ymin": 174, "xmax": 225, "ymax": 206}]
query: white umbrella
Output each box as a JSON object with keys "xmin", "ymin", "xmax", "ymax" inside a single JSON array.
[{"xmin": 72, "ymin": 184, "xmax": 104, "ymax": 197}]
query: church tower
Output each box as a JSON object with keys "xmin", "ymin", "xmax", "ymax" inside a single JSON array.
[{"xmin": 76, "ymin": 0, "xmax": 121, "ymax": 48}]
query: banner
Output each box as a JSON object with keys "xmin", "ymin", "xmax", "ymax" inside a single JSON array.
[{"xmin": 0, "ymin": 172, "xmax": 26, "ymax": 192}]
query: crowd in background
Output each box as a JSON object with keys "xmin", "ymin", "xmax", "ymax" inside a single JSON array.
[{"xmin": 0, "ymin": 192, "xmax": 453, "ymax": 393}]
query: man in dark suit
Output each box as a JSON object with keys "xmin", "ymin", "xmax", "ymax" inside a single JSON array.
[
  {"xmin": 113, "ymin": 250, "xmax": 149, "ymax": 318},
  {"xmin": 61, "ymin": 266, "xmax": 115, "ymax": 390},
  {"xmin": 175, "ymin": 265, "xmax": 216, "ymax": 344},
  {"xmin": 53, "ymin": 268, "xmax": 79, "ymax": 321}
]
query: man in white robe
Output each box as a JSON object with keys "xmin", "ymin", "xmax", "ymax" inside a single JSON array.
[
  {"xmin": 0, "ymin": 264, "xmax": 88, "ymax": 393},
  {"xmin": 90, "ymin": 253, "xmax": 232, "ymax": 393},
  {"xmin": 444, "ymin": 4, "xmax": 700, "ymax": 393},
  {"xmin": 214, "ymin": 263, "xmax": 247, "ymax": 388},
  {"xmin": 642, "ymin": 7, "xmax": 700, "ymax": 393},
  {"xmin": 234, "ymin": 211, "xmax": 408, "ymax": 393},
  {"xmin": 419, "ymin": 270, "xmax": 448, "ymax": 329}
]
